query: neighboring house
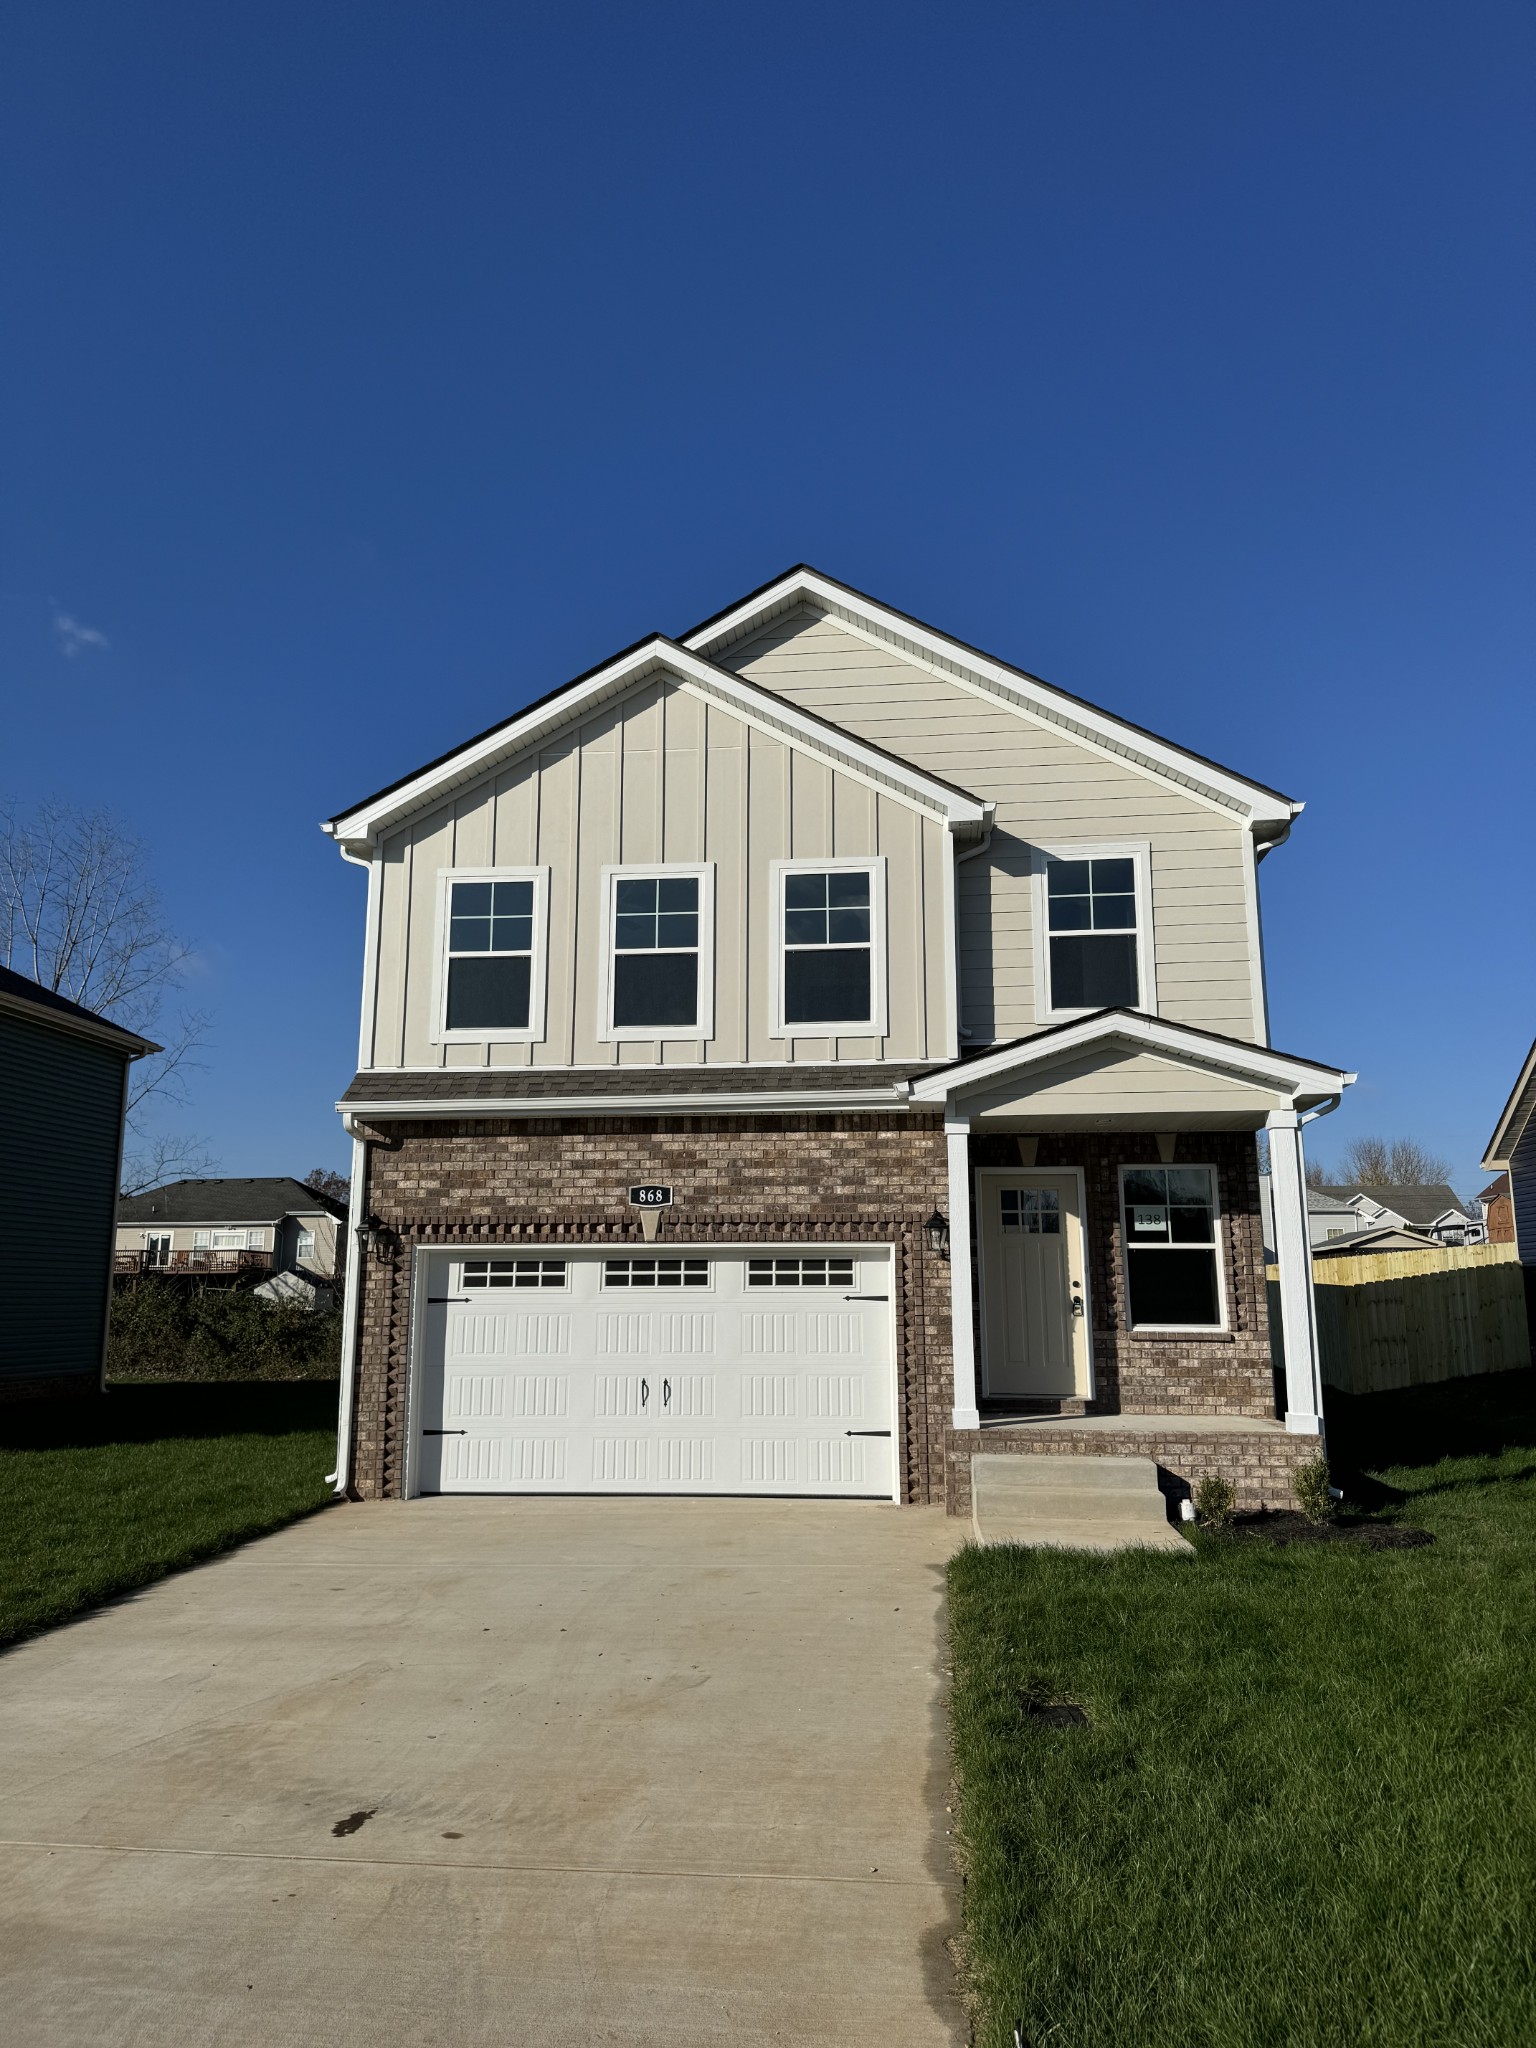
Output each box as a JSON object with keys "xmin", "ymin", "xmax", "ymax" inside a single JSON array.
[
  {"xmin": 1479, "ymin": 1173, "xmax": 1514, "ymax": 1246},
  {"xmin": 1258, "ymin": 1177, "xmax": 1366, "ymax": 1255},
  {"xmin": 0, "ymin": 964, "xmax": 157, "ymax": 1401},
  {"xmin": 1482, "ymin": 1039, "xmax": 1536, "ymax": 1324},
  {"xmin": 1311, "ymin": 1222, "xmax": 1442, "ymax": 1258},
  {"xmin": 115, "ymin": 1178, "xmax": 346, "ymax": 1301},
  {"xmin": 322, "ymin": 565, "xmax": 1355, "ymax": 1511},
  {"xmin": 1316, "ymin": 1183, "xmax": 1481, "ymax": 1246}
]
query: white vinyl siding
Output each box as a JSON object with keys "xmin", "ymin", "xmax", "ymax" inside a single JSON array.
[
  {"xmin": 366, "ymin": 676, "xmax": 949, "ymax": 1070},
  {"xmin": 719, "ymin": 607, "xmax": 1261, "ymax": 1046}
]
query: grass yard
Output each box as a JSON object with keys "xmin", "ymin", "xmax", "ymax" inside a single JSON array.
[
  {"xmin": 0, "ymin": 1380, "xmax": 339, "ymax": 1647},
  {"xmin": 947, "ymin": 1370, "xmax": 1536, "ymax": 2048}
]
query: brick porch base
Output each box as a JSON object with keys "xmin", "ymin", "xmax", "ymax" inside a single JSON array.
[{"xmin": 944, "ymin": 1415, "xmax": 1322, "ymax": 1516}]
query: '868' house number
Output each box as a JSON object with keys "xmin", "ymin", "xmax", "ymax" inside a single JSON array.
[{"xmin": 628, "ymin": 1184, "xmax": 673, "ymax": 1208}]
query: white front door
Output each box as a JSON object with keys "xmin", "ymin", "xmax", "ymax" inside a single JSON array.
[
  {"xmin": 414, "ymin": 1246, "xmax": 897, "ymax": 1498},
  {"xmin": 977, "ymin": 1171, "xmax": 1091, "ymax": 1399}
]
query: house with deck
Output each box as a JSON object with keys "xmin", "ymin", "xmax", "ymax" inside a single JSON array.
[{"xmin": 322, "ymin": 567, "xmax": 1353, "ymax": 1513}]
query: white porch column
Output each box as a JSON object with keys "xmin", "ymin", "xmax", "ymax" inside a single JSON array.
[
  {"xmin": 1267, "ymin": 1107, "xmax": 1325, "ymax": 1436},
  {"xmin": 946, "ymin": 1115, "xmax": 980, "ymax": 1429}
]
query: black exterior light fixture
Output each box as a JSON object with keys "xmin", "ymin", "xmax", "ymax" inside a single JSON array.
[
  {"xmin": 355, "ymin": 1213, "xmax": 397, "ymax": 1263},
  {"xmin": 926, "ymin": 1209, "xmax": 950, "ymax": 1258}
]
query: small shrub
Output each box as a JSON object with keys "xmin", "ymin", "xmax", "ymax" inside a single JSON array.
[
  {"xmin": 107, "ymin": 1280, "xmax": 343, "ymax": 1382},
  {"xmin": 1193, "ymin": 1474, "xmax": 1236, "ymax": 1529},
  {"xmin": 1293, "ymin": 1455, "xmax": 1335, "ymax": 1524}
]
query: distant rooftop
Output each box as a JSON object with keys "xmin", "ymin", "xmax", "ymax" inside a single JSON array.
[{"xmin": 117, "ymin": 1177, "xmax": 346, "ymax": 1225}]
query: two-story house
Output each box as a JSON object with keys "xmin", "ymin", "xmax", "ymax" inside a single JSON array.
[{"xmin": 323, "ymin": 568, "xmax": 1353, "ymax": 1513}]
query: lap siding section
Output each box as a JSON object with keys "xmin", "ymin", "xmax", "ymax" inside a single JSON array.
[{"xmin": 350, "ymin": 1112, "xmax": 953, "ymax": 1504}]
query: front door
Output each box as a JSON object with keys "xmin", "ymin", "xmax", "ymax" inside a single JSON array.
[{"xmin": 977, "ymin": 1171, "xmax": 1090, "ymax": 1399}]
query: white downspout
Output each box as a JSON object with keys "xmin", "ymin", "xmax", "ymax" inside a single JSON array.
[{"xmin": 327, "ymin": 1121, "xmax": 370, "ymax": 1493}]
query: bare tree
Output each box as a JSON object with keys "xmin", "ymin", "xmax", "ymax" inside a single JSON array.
[
  {"xmin": 1313, "ymin": 1134, "xmax": 1453, "ymax": 1189},
  {"xmin": 303, "ymin": 1167, "xmax": 351, "ymax": 1206},
  {"xmin": 0, "ymin": 799, "xmax": 214, "ymax": 1190}
]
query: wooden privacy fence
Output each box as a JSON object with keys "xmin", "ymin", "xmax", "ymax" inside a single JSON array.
[{"xmin": 1267, "ymin": 1241, "xmax": 1532, "ymax": 1396}]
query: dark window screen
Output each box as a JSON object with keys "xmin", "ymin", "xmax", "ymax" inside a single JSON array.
[{"xmin": 1047, "ymin": 857, "xmax": 1139, "ymax": 1009}]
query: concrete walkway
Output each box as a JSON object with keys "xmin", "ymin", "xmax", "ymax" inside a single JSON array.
[{"xmin": 0, "ymin": 1498, "xmax": 966, "ymax": 2046}]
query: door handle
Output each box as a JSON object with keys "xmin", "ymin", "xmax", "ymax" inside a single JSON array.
[
  {"xmin": 422, "ymin": 1429, "xmax": 466, "ymax": 1436},
  {"xmin": 845, "ymin": 1430, "xmax": 892, "ymax": 1437},
  {"xmin": 641, "ymin": 1377, "xmax": 649, "ymax": 1408},
  {"xmin": 663, "ymin": 1377, "xmax": 672, "ymax": 1407}
]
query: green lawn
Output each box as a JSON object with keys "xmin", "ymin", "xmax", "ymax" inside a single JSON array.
[
  {"xmin": 947, "ymin": 1371, "xmax": 1536, "ymax": 2048},
  {"xmin": 0, "ymin": 1380, "xmax": 339, "ymax": 1647}
]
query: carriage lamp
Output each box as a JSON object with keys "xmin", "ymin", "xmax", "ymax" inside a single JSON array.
[
  {"xmin": 926, "ymin": 1209, "xmax": 950, "ymax": 1258},
  {"xmin": 355, "ymin": 1213, "xmax": 398, "ymax": 1262}
]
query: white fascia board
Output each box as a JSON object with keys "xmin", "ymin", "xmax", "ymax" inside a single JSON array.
[
  {"xmin": 909, "ymin": 1012, "xmax": 1356, "ymax": 1105},
  {"xmin": 321, "ymin": 637, "xmax": 988, "ymax": 856},
  {"xmin": 337, "ymin": 1087, "xmax": 912, "ymax": 1118},
  {"xmin": 684, "ymin": 568, "xmax": 1300, "ymax": 833},
  {"xmin": 1482, "ymin": 1038, "xmax": 1536, "ymax": 1168}
]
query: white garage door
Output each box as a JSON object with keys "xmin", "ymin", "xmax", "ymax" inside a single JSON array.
[{"xmin": 413, "ymin": 1246, "xmax": 896, "ymax": 1499}]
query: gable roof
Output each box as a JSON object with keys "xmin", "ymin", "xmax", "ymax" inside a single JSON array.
[
  {"xmin": 682, "ymin": 565, "xmax": 1302, "ymax": 836},
  {"xmin": 1483, "ymin": 1037, "xmax": 1536, "ymax": 1170},
  {"xmin": 1318, "ymin": 1184, "xmax": 1472, "ymax": 1228},
  {"xmin": 0, "ymin": 963, "xmax": 159, "ymax": 1056},
  {"xmin": 909, "ymin": 1008, "xmax": 1354, "ymax": 1108},
  {"xmin": 323, "ymin": 633, "xmax": 991, "ymax": 856},
  {"xmin": 1479, "ymin": 1174, "xmax": 1510, "ymax": 1203},
  {"xmin": 117, "ymin": 1177, "xmax": 346, "ymax": 1226},
  {"xmin": 1312, "ymin": 1222, "xmax": 1443, "ymax": 1257}
]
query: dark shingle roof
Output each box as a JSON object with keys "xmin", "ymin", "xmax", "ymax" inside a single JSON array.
[
  {"xmin": 1319, "ymin": 1184, "xmax": 1471, "ymax": 1227},
  {"xmin": 117, "ymin": 1177, "xmax": 346, "ymax": 1225},
  {"xmin": 0, "ymin": 964, "xmax": 158, "ymax": 1053}
]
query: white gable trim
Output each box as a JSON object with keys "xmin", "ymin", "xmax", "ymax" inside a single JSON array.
[
  {"xmin": 1483, "ymin": 1037, "xmax": 1536, "ymax": 1168},
  {"xmin": 684, "ymin": 569, "xmax": 1301, "ymax": 834},
  {"xmin": 322, "ymin": 637, "xmax": 991, "ymax": 855},
  {"xmin": 908, "ymin": 1010, "xmax": 1354, "ymax": 1107}
]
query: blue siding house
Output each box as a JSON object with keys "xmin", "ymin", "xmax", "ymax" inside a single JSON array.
[{"xmin": 0, "ymin": 966, "xmax": 156, "ymax": 1400}]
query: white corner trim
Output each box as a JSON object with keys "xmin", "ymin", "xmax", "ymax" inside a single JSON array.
[
  {"xmin": 1027, "ymin": 840, "xmax": 1157, "ymax": 1026},
  {"xmin": 767, "ymin": 855, "xmax": 888, "ymax": 1042},
  {"xmin": 595, "ymin": 862, "xmax": 716, "ymax": 1045},
  {"xmin": 429, "ymin": 866, "xmax": 551, "ymax": 1047}
]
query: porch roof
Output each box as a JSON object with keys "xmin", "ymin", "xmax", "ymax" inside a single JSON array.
[{"xmin": 909, "ymin": 1011, "xmax": 1355, "ymax": 1131}]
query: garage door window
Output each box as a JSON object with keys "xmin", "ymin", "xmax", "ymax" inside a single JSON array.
[
  {"xmin": 462, "ymin": 1258, "xmax": 568, "ymax": 1288},
  {"xmin": 747, "ymin": 1257, "xmax": 856, "ymax": 1287},
  {"xmin": 603, "ymin": 1257, "xmax": 710, "ymax": 1288}
]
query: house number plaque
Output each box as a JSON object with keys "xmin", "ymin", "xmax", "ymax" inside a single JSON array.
[{"xmin": 628, "ymin": 1184, "xmax": 673, "ymax": 1208}]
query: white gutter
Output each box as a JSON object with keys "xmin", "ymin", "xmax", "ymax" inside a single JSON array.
[
  {"xmin": 337, "ymin": 1088, "xmax": 914, "ymax": 1119},
  {"xmin": 327, "ymin": 1123, "xmax": 370, "ymax": 1495}
]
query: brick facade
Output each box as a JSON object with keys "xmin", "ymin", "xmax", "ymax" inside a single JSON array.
[
  {"xmin": 348, "ymin": 1115, "xmax": 1284, "ymax": 1512},
  {"xmin": 352, "ymin": 1113, "xmax": 953, "ymax": 1503},
  {"xmin": 945, "ymin": 1424, "xmax": 1319, "ymax": 1516},
  {"xmin": 970, "ymin": 1129, "xmax": 1279, "ymax": 1418}
]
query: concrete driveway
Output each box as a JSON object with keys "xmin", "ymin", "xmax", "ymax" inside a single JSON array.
[{"xmin": 0, "ymin": 1498, "xmax": 966, "ymax": 2046}]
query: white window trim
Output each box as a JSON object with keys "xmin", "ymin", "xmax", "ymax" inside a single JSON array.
[
  {"xmin": 431, "ymin": 866, "xmax": 550, "ymax": 1046},
  {"xmin": 768, "ymin": 855, "xmax": 888, "ymax": 1041},
  {"xmin": 1117, "ymin": 1162, "xmax": 1229, "ymax": 1335},
  {"xmin": 596, "ymin": 862, "xmax": 715, "ymax": 1045},
  {"xmin": 1031, "ymin": 841, "xmax": 1157, "ymax": 1024}
]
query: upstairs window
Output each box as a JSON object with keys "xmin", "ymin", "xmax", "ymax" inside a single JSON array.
[
  {"xmin": 1036, "ymin": 845, "xmax": 1153, "ymax": 1017},
  {"xmin": 437, "ymin": 869, "xmax": 548, "ymax": 1041},
  {"xmin": 296, "ymin": 1227, "xmax": 316, "ymax": 1262},
  {"xmin": 602, "ymin": 866, "xmax": 714, "ymax": 1039},
  {"xmin": 772, "ymin": 858, "xmax": 886, "ymax": 1036}
]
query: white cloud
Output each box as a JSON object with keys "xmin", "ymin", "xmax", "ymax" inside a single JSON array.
[{"xmin": 54, "ymin": 611, "xmax": 110, "ymax": 658}]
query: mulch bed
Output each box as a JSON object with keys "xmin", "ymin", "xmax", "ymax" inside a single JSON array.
[{"xmin": 1216, "ymin": 1511, "xmax": 1434, "ymax": 1551}]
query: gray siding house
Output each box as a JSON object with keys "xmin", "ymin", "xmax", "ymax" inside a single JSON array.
[
  {"xmin": 0, "ymin": 965, "xmax": 156, "ymax": 1400},
  {"xmin": 322, "ymin": 566, "xmax": 1356, "ymax": 1514}
]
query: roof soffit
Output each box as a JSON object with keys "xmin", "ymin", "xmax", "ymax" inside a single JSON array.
[
  {"xmin": 1483, "ymin": 1038, "xmax": 1536, "ymax": 1168},
  {"xmin": 684, "ymin": 567, "xmax": 1301, "ymax": 831}
]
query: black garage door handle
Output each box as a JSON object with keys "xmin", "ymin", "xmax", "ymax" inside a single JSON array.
[
  {"xmin": 844, "ymin": 1430, "xmax": 892, "ymax": 1437},
  {"xmin": 422, "ymin": 1429, "xmax": 466, "ymax": 1436}
]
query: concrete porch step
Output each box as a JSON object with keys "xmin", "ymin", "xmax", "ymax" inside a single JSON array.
[{"xmin": 971, "ymin": 1453, "xmax": 1193, "ymax": 1555}]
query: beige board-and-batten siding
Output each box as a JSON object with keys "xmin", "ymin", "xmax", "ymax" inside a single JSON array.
[
  {"xmin": 1266, "ymin": 1241, "xmax": 1532, "ymax": 1396},
  {"xmin": 719, "ymin": 606, "xmax": 1263, "ymax": 1047},
  {"xmin": 367, "ymin": 676, "xmax": 953, "ymax": 1072}
]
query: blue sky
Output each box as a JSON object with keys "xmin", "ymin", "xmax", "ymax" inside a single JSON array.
[{"xmin": 3, "ymin": 1, "xmax": 1531, "ymax": 1196}]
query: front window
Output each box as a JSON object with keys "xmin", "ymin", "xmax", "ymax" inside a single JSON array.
[
  {"xmin": 1044, "ymin": 854, "xmax": 1142, "ymax": 1011},
  {"xmin": 774, "ymin": 859, "xmax": 884, "ymax": 1033},
  {"xmin": 1120, "ymin": 1166, "xmax": 1222, "ymax": 1328},
  {"xmin": 445, "ymin": 878, "xmax": 535, "ymax": 1031},
  {"xmin": 612, "ymin": 875, "xmax": 699, "ymax": 1030}
]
